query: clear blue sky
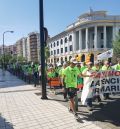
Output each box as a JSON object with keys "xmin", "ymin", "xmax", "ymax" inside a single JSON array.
[{"xmin": 0, "ymin": 0, "xmax": 120, "ymax": 45}]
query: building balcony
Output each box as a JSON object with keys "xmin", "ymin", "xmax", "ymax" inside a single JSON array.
[{"xmin": 77, "ymin": 48, "xmax": 111, "ymax": 53}]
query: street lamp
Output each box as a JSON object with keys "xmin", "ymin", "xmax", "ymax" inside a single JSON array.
[
  {"xmin": 39, "ymin": 0, "xmax": 48, "ymax": 99},
  {"xmin": 2, "ymin": 30, "xmax": 14, "ymax": 74}
]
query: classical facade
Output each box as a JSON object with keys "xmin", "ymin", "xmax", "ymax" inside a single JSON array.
[{"xmin": 47, "ymin": 10, "xmax": 120, "ymax": 64}]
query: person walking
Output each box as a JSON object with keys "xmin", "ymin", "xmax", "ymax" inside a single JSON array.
[{"xmin": 63, "ymin": 58, "xmax": 80, "ymax": 119}]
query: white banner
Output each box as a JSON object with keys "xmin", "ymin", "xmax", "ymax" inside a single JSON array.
[
  {"xmin": 97, "ymin": 49, "xmax": 113, "ymax": 60},
  {"xmin": 81, "ymin": 70, "xmax": 120, "ymax": 105}
]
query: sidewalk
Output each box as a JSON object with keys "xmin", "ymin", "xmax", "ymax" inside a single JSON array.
[{"xmin": 0, "ymin": 70, "xmax": 106, "ymax": 129}]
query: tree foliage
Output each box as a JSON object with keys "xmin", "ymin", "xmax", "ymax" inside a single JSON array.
[
  {"xmin": 45, "ymin": 46, "xmax": 50, "ymax": 61},
  {"xmin": 113, "ymin": 33, "xmax": 120, "ymax": 58}
]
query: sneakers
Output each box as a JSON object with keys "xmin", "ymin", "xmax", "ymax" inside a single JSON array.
[
  {"xmin": 64, "ymin": 98, "xmax": 69, "ymax": 102},
  {"xmin": 68, "ymin": 107, "xmax": 73, "ymax": 113},
  {"xmin": 87, "ymin": 106, "xmax": 93, "ymax": 111},
  {"xmin": 74, "ymin": 113, "xmax": 79, "ymax": 119}
]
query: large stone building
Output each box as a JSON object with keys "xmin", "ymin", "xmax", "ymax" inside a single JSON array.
[{"xmin": 47, "ymin": 10, "xmax": 120, "ymax": 64}]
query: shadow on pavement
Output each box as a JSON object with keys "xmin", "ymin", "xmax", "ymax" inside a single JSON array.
[
  {"xmin": 77, "ymin": 98, "xmax": 120, "ymax": 128},
  {"xmin": 0, "ymin": 70, "xmax": 28, "ymax": 88},
  {"xmin": 0, "ymin": 114, "xmax": 14, "ymax": 129},
  {"xmin": 47, "ymin": 88, "xmax": 120, "ymax": 128}
]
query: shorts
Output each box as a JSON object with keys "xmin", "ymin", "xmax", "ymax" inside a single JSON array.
[{"xmin": 67, "ymin": 87, "xmax": 77, "ymax": 99}]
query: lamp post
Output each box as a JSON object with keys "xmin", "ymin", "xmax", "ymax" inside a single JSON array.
[
  {"xmin": 2, "ymin": 31, "xmax": 14, "ymax": 74},
  {"xmin": 39, "ymin": 0, "xmax": 48, "ymax": 99}
]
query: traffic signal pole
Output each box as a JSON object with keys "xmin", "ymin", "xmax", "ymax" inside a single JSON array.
[{"xmin": 39, "ymin": 0, "xmax": 48, "ymax": 99}]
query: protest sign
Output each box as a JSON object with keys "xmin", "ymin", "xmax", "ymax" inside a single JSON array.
[{"xmin": 81, "ymin": 70, "xmax": 120, "ymax": 105}]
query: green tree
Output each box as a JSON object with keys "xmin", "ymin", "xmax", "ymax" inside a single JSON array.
[
  {"xmin": 17, "ymin": 56, "xmax": 26, "ymax": 63},
  {"xmin": 9, "ymin": 55, "xmax": 17, "ymax": 63},
  {"xmin": 113, "ymin": 33, "xmax": 120, "ymax": 58},
  {"xmin": 45, "ymin": 46, "xmax": 50, "ymax": 62},
  {"xmin": 4, "ymin": 54, "xmax": 12, "ymax": 64}
]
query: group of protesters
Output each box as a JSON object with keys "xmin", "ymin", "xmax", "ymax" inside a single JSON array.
[
  {"xmin": 6, "ymin": 58, "xmax": 120, "ymax": 119},
  {"xmin": 47, "ymin": 58, "xmax": 120, "ymax": 118},
  {"xmin": 7, "ymin": 62, "xmax": 41, "ymax": 87}
]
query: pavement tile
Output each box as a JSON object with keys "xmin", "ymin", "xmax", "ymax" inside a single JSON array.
[{"xmin": 0, "ymin": 70, "xmax": 103, "ymax": 129}]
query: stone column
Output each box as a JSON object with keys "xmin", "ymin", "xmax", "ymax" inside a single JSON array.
[
  {"xmin": 85, "ymin": 28, "xmax": 88, "ymax": 49},
  {"xmin": 94, "ymin": 26, "xmax": 97, "ymax": 49},
  {"xmin": 73, "ymin": 32, "xmax": 76, "ymax": 52},
  {"xmin": 104, "ymin": 26, "xmax": 107, "ymax": 48},
  {"xmin": 79, "ymin": 29, "xmax": 82, "ymax": 50}
]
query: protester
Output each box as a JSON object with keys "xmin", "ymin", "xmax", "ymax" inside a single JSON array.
[
  {"xmin": 82, "ymin": 62, "xmax": 94, "ymax": 111},
  {"xmin": 101, "ymin": 60, "xmax": 112, "ymax": 99},
  {"xmin": 113, "ymin": 58, "xmax": 120, "ymax": 71},
  {"xmin": 59, "ymin": 62, "xmax": 69, "ymax": 101},
  {"xmin": 63, "ymin": 58, "xmax": 81, "ymax": 118},
  {"xmin": 38, "ymin": 64, "xmax": 41, "ymax": 84},
  {"xmin": 92, "ymin": 61, "xmax": 102, "ymax": 104}
]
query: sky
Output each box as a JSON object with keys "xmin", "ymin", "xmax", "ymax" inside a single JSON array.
[{"xmin": 0, "ymin": 0, "xmax": 120, "ymax": 46}]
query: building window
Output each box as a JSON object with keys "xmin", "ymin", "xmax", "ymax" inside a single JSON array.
[
  {"xmin": 61, "ymin": 48, "xmax": 63, "ymax": 53},
  {"xmin": 54, "ymin": 42, "xmax": 56, "ymax": 47},
  {"xmin": 64, "ymin": 37, "xmax": 67, "ymax": 43},
  {"xmin": 60, "ymin": 39, "xmax": 63, "ymax": 45},
  {"xmin": 57, "ymin": 49, "xmax": 59, "ymax": 54},
  {"xmin": 69, "ymin": 35, "xmax": 72, "ymax": 41},
  {"xmin": 54, "ymin": 50, "xmax": 56, "ymax": 55},
  {"xmin": 69, "ymin": 45, "xmax": 72, "ymax": 51},
  {"xmin": 65, "ymin": 57, "xmax": 67, "ymax": 61},
  {"xmin": 101, "ymin": 44, "xmax": 104, "ymax": 48},
  {"xmin": 51, "ymin": 44, "xmax": 52, "ymax": 48},
  {"xmin": 51, "ymin": 51, "xmax": 53, "ymax": 55},
  {"xmin": 92, "ymin": 33, "xmax": 94, "ymax": 40},
  {"xmin": 65, "ymin": 47, "xmax": 67, "ymax": 52},
  {"xmin": 101, "ymin": 33, "xmax": 103, "ymax": 39},
  {"xmin": 57, "ymin": 41, "xmax": 59, "ymax": 46}
]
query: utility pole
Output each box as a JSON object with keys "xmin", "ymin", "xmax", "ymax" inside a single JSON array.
[{"xmin": 39, "ymin": 0, "xmax": 48, "ymax": 99}]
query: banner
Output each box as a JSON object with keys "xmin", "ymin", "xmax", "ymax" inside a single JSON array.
[
  {"xmin": 81, "ymin": 70, "xmax": 120, "ymax": 105},
  {"xmin": 97, "ymin": 49, "xmax": 113, "ymax": 60}
]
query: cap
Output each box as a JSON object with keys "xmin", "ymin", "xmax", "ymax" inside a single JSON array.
[
  {"xmin": 70, "ymin": 58, "xmax": 77, "ymax": 64},
  {"xmin": 86, "ymin": 62, "xmax": 92, "ymax": 65},
  {"xmin": 94, "ymin": 61, "xmax": 99, "ymax": 64},
  {"xmin": 57, "ymin": 62, "xmax": 62, "ymax": 67},
  {"xmin": 63, "ymin": 62, "xmax": 67, "ymax": 66}
]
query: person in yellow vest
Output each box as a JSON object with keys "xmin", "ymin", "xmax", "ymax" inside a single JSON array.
[
  {"xmin": 82, "ymin": 62, "xmax": 94, "ymax": 111},
  {"xmin": 63, "ymin": 58, "xmax": 81, "ymax": 118},
  {"xmin": 92, "ymin": 61, "xmax": 102, "ymax": 104},
  {"xmin": 101, "ymin": 60, "xmax": 113, "ymax": 99},
  {"xmin": 59, "ymin": 62, "xmax": 69, "ymax": 101},
  {"xmin": 113, "ymin": 59, "xmax": 120, "ymax": 71}
]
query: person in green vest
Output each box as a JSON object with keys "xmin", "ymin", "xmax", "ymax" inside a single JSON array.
[
  {"xmin": 63, "ymin": 58, "xmax": 81, "ymax": 118},
  {"xmin": 59, "ymin": 62, "xmax": 69, "ymax": 101},
  {"xmin": 92, "ymin": 61, "xmax": 102, "ymax": 104},
  {"xmin": 33, "ymin": 63, "xmax": 39, "ymax": 87},
  {"xmin": 47, "ymin": 67, "xmax": 56, "ymax": 78},
  {"xmin": 101, "ymin": 60, "xmax": 113, "ymax": 99},
  {"xmin": 80, "ymin": 62, "xmax": 87, "ymax": 73},
  {"xmin": 113, "ymin": 59, "xmax": 120, "ymax": 71},
  {"xmin": 28, "ymin": 65, "xmax": 33, "ymax": 84},
  {"xmin": 76, "ymin": 63, "xmax": 83, "ymax": 90}
]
